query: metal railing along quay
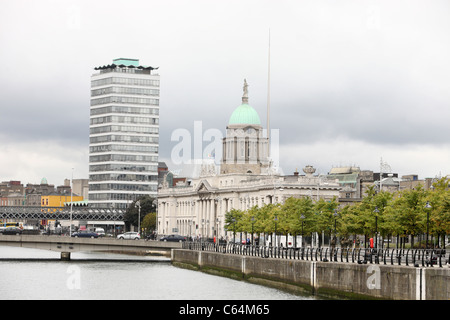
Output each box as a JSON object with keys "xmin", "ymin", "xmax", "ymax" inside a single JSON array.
[{"xmin": 182, "ymin": 242, "xmax": 450, "ymax": 268}]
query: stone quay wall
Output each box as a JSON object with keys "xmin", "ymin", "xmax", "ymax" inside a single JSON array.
[{"xmin": 172, "ymin": 249, "xmax": 450, "ymax": 300}]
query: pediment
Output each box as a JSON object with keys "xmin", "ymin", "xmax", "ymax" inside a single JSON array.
[{"xmin": 195, "ymin": 180, "xmax": 214, "ymax": 193}]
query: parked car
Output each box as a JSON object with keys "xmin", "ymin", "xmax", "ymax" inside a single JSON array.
[
  {"xmin": 160, "ymin": 234, "xmax": 186, "ymax": 242},
  {"xmin": 71, "ymin": 230, "xmax": 99, "ymax": 238},
  {"xmin": 95, "ymin": 228, "xmax": 105, "ymax": 237},
  {"xmin": 1, "ymin": 227, "xmax": 23, "ymax": 235},
  {"xmin": 117, "ymin": 232, "xmax": 140, "ymax": 240}
]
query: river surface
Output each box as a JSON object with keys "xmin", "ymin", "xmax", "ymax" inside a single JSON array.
[{"xmin": 0, "ymin": 246, "xmax": 314, "ymax": 300}]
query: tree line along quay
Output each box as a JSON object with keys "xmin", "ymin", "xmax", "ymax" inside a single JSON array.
[{"xmin": 220, "ymin": 177, "xmax": 450, "ymax": 249}]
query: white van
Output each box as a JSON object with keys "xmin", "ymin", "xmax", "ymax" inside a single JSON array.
[{"xmin": 95, "ymin": 228, "xmax": 105, "ymax": 236}]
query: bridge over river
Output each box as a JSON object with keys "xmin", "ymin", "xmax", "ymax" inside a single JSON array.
[{"xmin": 0, "ymin": 235, "xmax": 181, "ymax": 260}]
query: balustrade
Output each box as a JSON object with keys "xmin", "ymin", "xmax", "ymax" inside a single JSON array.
[{"xmin": 181, "ymin": 241, "xmax": 449, "ymax": 268}]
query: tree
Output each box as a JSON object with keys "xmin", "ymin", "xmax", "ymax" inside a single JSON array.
[
  {"xmin": 425, "ymin": 177, "xmax": 450, "ymax": 247},
  {"xmin": 224, "ymin": 208, "xmax": 245, "ymax": 241},
  {"xmin": 123, "ymin": 195, "xmax": 157, "ymax": 231},
  {"xmin": 394, "ymin": 186, "xmax": 427, "ymax": 247},
  {"xmin": 281, "ymin": 197, "xmax": 314, "ymax": 246},
  {"xmin": 313, "ymin": 197, "xmax": 339, "ymax": 245},
  {"xmin": 141, "ymin": 212, "xmax": 157, "ymax": 234},
  {"xmin": 339, "ymin": 204, "xmax": 361, "ymax": 239}
]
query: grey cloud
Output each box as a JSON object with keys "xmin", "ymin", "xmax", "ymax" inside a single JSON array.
[{"xmin": 1, "ymin": 0, "xmax": 449, "ymax": 183}]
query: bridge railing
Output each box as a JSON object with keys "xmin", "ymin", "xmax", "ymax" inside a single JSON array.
[{"xmin": 182, "ymin": 242, "xmax": 450, "ymax": 268}]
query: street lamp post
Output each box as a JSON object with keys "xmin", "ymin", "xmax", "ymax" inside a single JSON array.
[
  {"xmin": 373, "ymin": 206, "xmax": 379, "ymax": 250},
  {"xmin": 232, "ymin": 218, "xmax": 236, "ymax": 244},
  {"xmin": 152, "ymin": 199, "xmax": 158, "ymax": 237},
  {"xmin": 216, "ymin": 218, "xmax": 220, "ymax": 240},
  {"xmin": 301, "ymin": 214, "xmax": 305, "ymax": 248},
  {"xmin": 333, "ymin": 209, "xmax": 338, "ymax": 247},
  {"xmin": 251, "ymin": 216, "xmax": 255, "ymax": 245},
  {"xmin": 135, "ymin": 200, "xmax": 141, "ymax": 237},
  {"xmin": 425, "ymin": 201, "xmax": 431, "ymax": 249},
  {"xmin": 111, "ymin": 204, "xmax": 116, "ymax": 237},
  {"xmin": 274, "ymin": 215, "xmax": 278, "ymax": 247},
  {"xmin": 70, "ymin": 168, "xmax": 73, "ymax": 237}
]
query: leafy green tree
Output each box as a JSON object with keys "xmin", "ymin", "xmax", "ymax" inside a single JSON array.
[
  {"xmin": 312, "ymin": 197, "xmax": 339, "ymax": 243},
  {"xmin": 218, "ymin": 178, "xmax": 449, "ymax": 248},
  {"xmin": 339, "ymin": 204, "xmax": 361, "ymax": 238},
  {"xmin": 281, "ymin": 197, "xmax": 314, "ymax": 245},
  {"xmin": 224, "ymin": 208, "xmax": 245, "ymax": 241},
  {"xmin": 141, "ymin": 212, "xmax": 157, "ymax": 234},
  {"xmin": 394, "ymin": 186, "xmax": 427, "ymax": 247},
  {"xmin": 250, "ymin": 203, "xmax": 280, "ymax": 245},
  {"xmin": 124, "ymin": 195, "xmax": 157, "ymax": 231},
  {"xmin": 425, "ymin": 177, "xmax": 450, "ymax": 247}
]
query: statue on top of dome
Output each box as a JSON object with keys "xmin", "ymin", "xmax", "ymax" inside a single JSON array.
[{"xmin": 242, "ymin": 79, "xmax": 249, "ymax": 104}]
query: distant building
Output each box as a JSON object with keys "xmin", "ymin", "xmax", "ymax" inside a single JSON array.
[
  {"xmin": 41, "ymin": 193, "xmax": 83, "ymax": 207},
  {"xmin": 0, "ymin": 178, "xmax": 85, "ymax": 229},
  {"xmin": 399, "ymin": 174, "xmax": 443, "ymax": 191},
  {"xmin": 64, "ymin": 178, "xmax": 89, "ymax": 201},
  {"xmin": 158, "ymin": 162, "xmax": 187, "ymax": 188},
  {"xmin": 88, "ymin": 58, "xmax": 160, "ymax": 209},
  {"xmin": 327, "ymin": 166, "xmax": 362, "ymax": 200},
  {"xmin": 0, "ymin": 180, "xmax": 25, "ymax": 206}
]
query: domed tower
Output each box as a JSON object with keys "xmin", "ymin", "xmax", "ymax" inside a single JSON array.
[{"xmin": 220, "ymin": 79, "xmax": 269, "ymax": 174}]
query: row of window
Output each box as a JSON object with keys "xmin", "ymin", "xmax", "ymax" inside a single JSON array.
[
  {"xmin": 225, "ymin": 140, "xmax": 260, "ymax": 158},
  {"xmin": 89, "ymin": 154, "xmax": 158, "ymax": 163},
  {"xmin": 89, "ymin": 173, "xmax": 158, "ymax": 182},
  {"xmin": 91, "ymin": 86, "xmax": 159, "ymax": 97},
  {"xmin": 90, "ymin": 125, "xmax": 159, "ymax": 135},
  {"xmin": 89, "ymin": 183, "xmax": 157, "ymax": 192},
  {"xmin": 91, "ymin": 77, "xmax": 160, "ymax": 88},
  {"xmin": 99, "ymin": 68, "xmax": 154, "ymax": 76},
  {"xmin": 90, "ymin": 106, "xmax": 159, "ymax": 116},
  {"xmin": 89, "ymin": 203, "xmax": 133, "ymax": 209},
  {"xmin": 90, "ymin": 115, "xmax": 159, "ymax": 126},
  {"xmin": 90, "ymin": 135, "xmax": 158, "ymax": 145},
  {"xmin": 89, "ymin": 191, "xmax": 157, "ymax": 202},
  {"xmin": 89, "ymin": 144, "xmax": 158, "ymax": 154},
  {"xmin": 89, "ymin": 163, "xmax": 157, "ymax": 173},
  {"xmin": 91, "ymin": 96, "xmax": 159, "ymax": 106}
]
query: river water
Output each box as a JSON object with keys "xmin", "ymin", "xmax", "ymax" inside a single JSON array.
[{"xmin": 0, "ymin": 246, "xmax": 314, "ymax": 300}]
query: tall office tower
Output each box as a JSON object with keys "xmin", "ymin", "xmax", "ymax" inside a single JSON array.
[{"xmin": 89, "ymin": 58, "xmax": 160, "ymax": 209}]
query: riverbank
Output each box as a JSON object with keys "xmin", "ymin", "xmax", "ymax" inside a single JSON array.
[{"xmin": 172, "ymin": 249, "xmax": 450, "ymax": 300}]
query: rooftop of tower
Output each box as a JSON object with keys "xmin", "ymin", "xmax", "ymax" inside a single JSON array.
[{"xmin": 94, "ymin": 58, "xmax": 158, "ymax": 72}]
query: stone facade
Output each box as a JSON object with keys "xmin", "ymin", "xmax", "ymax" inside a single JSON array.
[
  {"xmin": 220, "ymin": 124, "xmax": 269, "ymax": 175},
  {"xmin": 157, "ymin": 169, "xmax": 340, "ymax": 239}
]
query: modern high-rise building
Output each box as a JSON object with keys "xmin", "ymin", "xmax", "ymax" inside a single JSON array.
[{"xmin": 89, "ymin": 58, "xmax": 160, "ymax": 209}]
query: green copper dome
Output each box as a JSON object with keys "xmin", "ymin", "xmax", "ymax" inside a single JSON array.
[
  {"xmin": 229, "ymin": 79, "xmax": 261, "ymax": 125},
  {"xmin": 229, "ymin": 103, "xmax": 261, "ymax": 125}
]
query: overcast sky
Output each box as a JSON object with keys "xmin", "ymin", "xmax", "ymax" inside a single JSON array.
[{"xmin": 1, "ymin": 0, "xmax": 449, "ymax": 186}]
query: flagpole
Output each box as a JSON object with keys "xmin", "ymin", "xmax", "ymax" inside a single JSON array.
[
  {"xmin": 267, "ymin": 28, "xmax": 271, "ymax": 158},
  {"xmin": 70, "ymin": 168, "xmax": 73, "ymax": 237}
]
